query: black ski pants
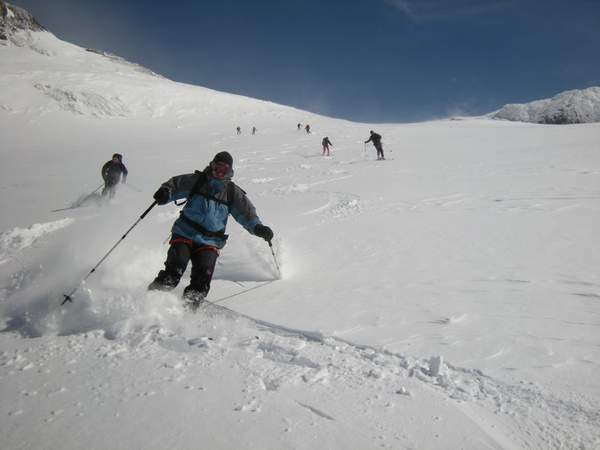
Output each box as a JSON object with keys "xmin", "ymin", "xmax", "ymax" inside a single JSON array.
[
  {"xmin": 374, "ymin": 143, "xmax": 384, "ymax": 159},
  {"xmin": 102, "ymin": 179, "xmax": 118, "ymax": 199},
  {"xmin": 151, "ymin": 236, "xmax": 219, "ymax": 295}
]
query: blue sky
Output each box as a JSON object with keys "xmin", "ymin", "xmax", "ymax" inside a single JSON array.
[{"xmin": 14, "ymin": 0, "xmax": 600, "ymax": 122}]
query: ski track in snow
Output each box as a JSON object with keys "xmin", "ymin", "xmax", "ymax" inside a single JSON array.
[
  {"xmin": 1, "ymin": 145, "xmax": 598, "ymax": 448},
  {"xmin": 384, "ymin": 190, "xmax": 600, "ymax": 215},
  {"xmin": 220, "ymin": 303, "xmax": 600, "ymax": 449},
  {"xmin": 2, "ymin": 301, "xmax": 598, "ymax": 449},
  {"xmin": 300, "ymin": 191, "xmax": 363, "ymax": 222}
]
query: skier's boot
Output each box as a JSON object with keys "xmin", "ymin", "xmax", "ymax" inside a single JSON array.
[
  {"xmin": 182, "ymin": 285, "xmax": 208, "ymax": 312},
  {"xmin": 148, "ymin": 270, "xmax": 181, "ymax": 291}
]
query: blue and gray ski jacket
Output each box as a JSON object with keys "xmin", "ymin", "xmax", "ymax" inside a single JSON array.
[{"xmin": 160, "ymin": 167, "xmax": 262, "ymax": 249}]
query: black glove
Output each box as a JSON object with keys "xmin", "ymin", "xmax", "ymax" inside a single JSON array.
[
  {"xmin": 153, "ymin": 186, "xmax": 170, "ymax": 205},
  {"xmin": 254, "ymin": 224, "xmax": 274, "ymax": 242}
]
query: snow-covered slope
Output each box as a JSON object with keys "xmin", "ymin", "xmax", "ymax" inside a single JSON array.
[
  {"xmin": 0, "ymin": 1, "xmax": 298, "ymax": 119},
  {"xmin": 1, "ymin": 3, "xmax": 600, "ymax": 449},
  {"xmin": 491, "ymin": 87, "xmax": 600, "ymax": 124}
]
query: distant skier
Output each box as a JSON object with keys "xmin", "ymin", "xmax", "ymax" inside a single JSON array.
[
  {"xmin": 305, "ymin": 124, "xmax": 311, "ymax": 134},
  {"xmin": 101, "ymin": 153, "xmax": 128, "ymax": 199},
  {"xmin": 322, "ymin": 137, "xmax": 333, "ymax": 156},
  {"xmin": 297, "ymin": 123, "xmax": 302, "ymax": 131},
  {"xmin": 252, "ymin": 126, "xmax": 257, "ymax": 135},
  {"xmin": 365, "ymin": 130, "xmax": 385, "ymax": 160},
  {"xmin": 236, "ymin": 126, "xmax": 241, "ymax": 135},
  {"xmin": 148, "ymin": 151, "xmax": 275, "ymax": 310}
]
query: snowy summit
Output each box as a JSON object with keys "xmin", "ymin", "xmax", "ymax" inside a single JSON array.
[
  {"xmin": 491, "ymin": 86, "xmax": 600, "ymax": 124},
  {"xmin": 1, "ymin": 3, "xmax": 600, "ymax": 450},
  {"xmin": 0, "ymin": 0, "xmax": 44, "ymax": 42}
]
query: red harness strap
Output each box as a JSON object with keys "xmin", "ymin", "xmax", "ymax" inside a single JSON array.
[
  {"xmin": 170, "ymin": 237, "xmax": 220, "ymax": 255},
  {"xmin": 170, "ymin": 237, "xmax": 193, "ymax": 246},
  {"xmin": 196, "ymin": 245, "xmax": 220, "ymax": 255}
]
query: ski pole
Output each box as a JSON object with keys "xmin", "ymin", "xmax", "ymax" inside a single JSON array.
[
  {"xmin": 77, "ymin": 183, "xmax": 105, "ymax": 204},
  {"xmin": 61, "ymin": 200, "xmax": 158, "ymax": 305},
  {"xmin": 52, "ymin": 184, "xmax": 104, "ymax": 212},
  {"xmin": 78, "ymin": 183, "xmax": 104, "ymax": 199},
  {"xmin": 268, "ymin": 240, "xmax": 281, "ymax": 278},
  {"xmin": 90, "ymin": 183, "xmax": 104, "ymax": 196}
]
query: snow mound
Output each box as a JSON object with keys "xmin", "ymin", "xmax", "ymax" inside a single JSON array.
[
  {"xmin": 0, "ymin": 218, "xmax": 74, "ymax": 264},
  {"xmin": 491, "ymin": 87, "xmax": 600, "ymax": 124}
]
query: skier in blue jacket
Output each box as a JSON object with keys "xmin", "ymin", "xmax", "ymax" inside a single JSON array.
[{"xmin": 148, "ymin": 151, "xmax": 274, "ymax": 309}]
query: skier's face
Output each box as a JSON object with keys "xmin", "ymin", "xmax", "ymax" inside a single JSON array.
[
  {"xmin": 211, "ymin": 161, "xmax": 231, "ymax": 180},
  {"xmin": 112, "ymin": 157, "xmax": 119, "ymax": 163}
]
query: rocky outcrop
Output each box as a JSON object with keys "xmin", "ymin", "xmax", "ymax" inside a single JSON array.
[
  {"xmin": 491, "ymin": 87, "xmax": 600, "ymax": 125},
  {"xmin": 1, "ymin": 1, "xmax": 45, "ymax": 43},
  {"xmin": 0, "ymin": 1, "xmax": 7, "ymax": 40}
]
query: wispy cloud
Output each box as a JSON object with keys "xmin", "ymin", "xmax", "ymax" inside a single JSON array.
[{"xmin": 384, "ymin": 0, "xmax": 512, "ymax": 22}]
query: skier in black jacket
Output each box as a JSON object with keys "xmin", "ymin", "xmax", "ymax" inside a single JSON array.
[
  {"xmin": 365, "ymin": 130, "xmax": 385, "ymax": 160},
  {"xmin": 322, "ymin": 137, "xmax": 333, "ymax": 156},
  {"xmin": 148, "ymin": 151, "xmax": 274, "ymax": 310},
  {"xmin": 101, "ymin": 153, "xmax": 128, "ymax": 198}
]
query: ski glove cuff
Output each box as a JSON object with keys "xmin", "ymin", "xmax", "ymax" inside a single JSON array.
[
  {"xmin": 254, "ymin": 224, "xmax": 274, "ymax": 242},
  {"xmin": 153, "ymin": 186, "xmax": 170, "ymax": 205}
]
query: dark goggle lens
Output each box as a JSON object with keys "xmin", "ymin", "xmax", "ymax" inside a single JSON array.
[{"xmin": 212, "ymin": 162, "xmax": 230, "ymax": 178}]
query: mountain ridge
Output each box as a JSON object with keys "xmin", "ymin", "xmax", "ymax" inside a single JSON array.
[
  {"xmin": 0, "ymin": 3, "xmax": 301, "ymax": 121},
  {"xmin": 0, "ymin": 1, "xmax": 45, "ymax": 41},
  {"xmin": 491, "ymin": 86, "xmax": 600, "ymax": 124}
]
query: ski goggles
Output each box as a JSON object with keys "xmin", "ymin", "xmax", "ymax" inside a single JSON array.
[{"xmin": 211, "ymin": 161, "xmax": 232, "ymax": 180}]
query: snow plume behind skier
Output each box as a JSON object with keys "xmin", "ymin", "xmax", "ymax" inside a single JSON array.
[{"xmin": 148, "ymin": 151, "xmax": 274, "ymax": 311}]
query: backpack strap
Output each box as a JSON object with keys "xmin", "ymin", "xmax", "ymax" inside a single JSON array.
[
  {"xmin": 173, "ymin": 170, "xmax": 206, "ymax": 206},
  {"xmin": 188, "ymin": 170, "xmax": 207, "ymax": 201},
  {"xmin": 189, "ymin": 169, "xmax": 237, "ymax": 208},
  {"xmin": 226, "ymin": 180, "xmax": 240, "ymax": 209}
]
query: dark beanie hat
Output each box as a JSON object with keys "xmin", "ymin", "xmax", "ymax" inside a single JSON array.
[{"xmin": 213, "ymin": 151, "xmax": 233, "ymax": 167}]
